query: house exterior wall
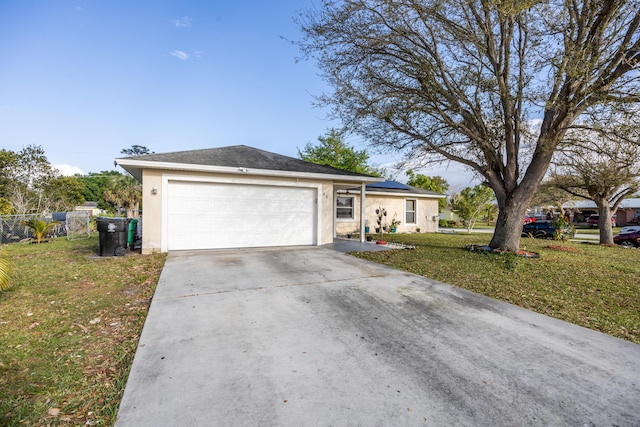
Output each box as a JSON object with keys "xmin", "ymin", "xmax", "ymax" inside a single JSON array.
[
  {"xmin": 139, "ymin": 168, "xmax": 337, "ymax": 254},
  {"xmin": 141, "ymin": 169, "xmax": 163, "ymax": 254},
  {"xmin": 320, "ymin": 182, "xmax": 335, "ymax": 245},
  {"xmin": 335, "ymin": 193, "xmax": 439, "ymax": 236}
]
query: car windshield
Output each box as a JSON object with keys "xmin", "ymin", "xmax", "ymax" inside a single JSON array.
[{"xmin": 620, "ymin": 226, "xmax": 640, "ymax": 234}]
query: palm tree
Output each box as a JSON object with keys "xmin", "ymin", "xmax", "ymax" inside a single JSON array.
[
  {"xmin": 20, "ymin": 219, "xmax": 59, "ymax": 244},
  {"xmin": 0, "ymin": 248, "xmax": 12, "ymax": 290},
  {"xmin": 104, "ymin": 175, "xmax": 141, "ymax": 218}
]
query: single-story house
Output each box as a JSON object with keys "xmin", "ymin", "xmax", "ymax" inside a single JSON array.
[
  {"xmin": 562, "ymin": 198, "xmax": 640, "ymax": 225},
  {"xmin": 115, "ymin": 145, "xmax": 384, "ymax": 253},
  {"xmin": 74, "ymin": 201, "xmax": 103, "ymax": 217},
  {"xmin": 335, "ymin": 181, "xmax": 444, "ymax": 236}
]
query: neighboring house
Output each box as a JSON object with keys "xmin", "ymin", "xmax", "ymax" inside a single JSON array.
[
  {"xmin": 439, "ymin": 208, "xmax": 461, "ymax": 224},
  {"xmin": 115, "ymin": 145, "xmax": 383, "ymax": 253},
  {"xmin": 335, "ymin": 181, "xmax": 445, "ymax": 236},
  {"xmin": 74, "ymin": 201, "xmax": 103, "ymax": 217},
  {"xmin": 562, "ymin": 198, "xmax": 640, "ymax": 225}
]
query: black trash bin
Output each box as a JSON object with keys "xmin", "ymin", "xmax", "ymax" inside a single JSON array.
[{"xmin": 96, "ymin": 217, "xmax": 129, "ymax": 256}]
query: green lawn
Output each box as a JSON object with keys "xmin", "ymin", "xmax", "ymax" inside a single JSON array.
[
  {"xmin": 1, "ymin": 231, "xmax": 638, "ymax": 425},
  {"xmin": 355, "ymin": 232, "xmax": 640, "ymax": 344},
  {"xmin": 0, "ymin": 236, "xmax": 166, "ymax": 426}
]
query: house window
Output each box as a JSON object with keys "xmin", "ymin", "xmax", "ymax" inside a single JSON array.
[
  {"xmin": 336, "ymin": 196, "xmax": 354, "ymax": 219},
  {"xmin": 405, "ymin": 199, "xmax": 417, "ymax": 224}
]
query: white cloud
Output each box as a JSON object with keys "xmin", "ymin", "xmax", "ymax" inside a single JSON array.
[
  {"xmin": 173, "ymin": 17, "xmax": 191, "ymax": 28},
  {"xmin": 55, "ymin": 164, "xmax": 84, "ymax": 176},
  {"xmin": 171, "ymin": 50, "xmax": 190, "ymax": 61}
]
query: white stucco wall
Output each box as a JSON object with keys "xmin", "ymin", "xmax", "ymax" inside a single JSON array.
[{"xmin": 335, "ymin": 193, "xmax": 440, "ymax": 236}]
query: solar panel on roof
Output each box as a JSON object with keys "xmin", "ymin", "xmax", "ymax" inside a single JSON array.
[{"xmin": 367, "ymin": 180, "xmax": 411, "ymax": 190}]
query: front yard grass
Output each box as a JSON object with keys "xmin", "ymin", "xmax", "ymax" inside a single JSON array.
[
  {"xmin": 356, "ymin": 232, "xmax": 640, "ymax": 345},
  {"xmin": 0, "ymin": 236, "xmax": 166, "ymax": 426}
]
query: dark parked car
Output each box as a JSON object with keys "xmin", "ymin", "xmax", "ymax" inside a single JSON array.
[
  {"xmin": 613, "ymin": 230, "xmax": 640, "ymax": 247},
  {"xmin": 521, "ymin": 222, "xmax": 575, "ymax": 239},
  {"xmin": 586, "ymin": 215, "xmax": 617, "ymax": 227}
]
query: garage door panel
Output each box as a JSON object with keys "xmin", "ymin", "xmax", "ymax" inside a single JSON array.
[{"xmin": 167, "ymin": 181, "xmax": 316, "ymax": 250}]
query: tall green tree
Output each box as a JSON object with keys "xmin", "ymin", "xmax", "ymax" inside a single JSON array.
[
  {"xmin": 450, "ymin": 185, "xmax": 495, "ymax": 233},
  {"xmin": 298, "ymin": 129, "xmax": 383, "ymax": 176},
  {"xmin": 104, "ymin": 175, "xmax": 141, "ymax": 218},
  {"xmin": 0, "ymin": 145, "xmax": 59, "ymax": 214},
  {"xmin": 0, "ymin": 149, "xmax": 19, "ymax": 200},
  {"xmin": 42, "ymin": 176, "xmax": 86, "ymax": 213},
  {"xmin": 120, "ymin": 145, "xmax": 153, "ymax": 156},
  {"xmin": 77, "ymin": 171, "xmax": 125, "ymax": 212},
  {"xmin": 298, "ymin": 0, "xmax": 640, "ymax": 252},
  {"xmin": 406, "ymin": 170, "xmax": 449, "ymax": 212}
]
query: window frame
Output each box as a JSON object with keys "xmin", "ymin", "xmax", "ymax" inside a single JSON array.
[
  {"xmin": 405, "ymin": 198, "xmax": 417, "ymax": 225},
  {"xmin": 336, "ymin": 196, "xmax": 355, "ymax": 220}
]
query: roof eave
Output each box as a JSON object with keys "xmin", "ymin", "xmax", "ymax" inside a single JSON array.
[
  {"xmin": 114, "ymin": 158, "xmax": 385, "ymax": 183},
  {"xmin": 337, "ymin": 188, "xmax": 446, "ymax": 198}
]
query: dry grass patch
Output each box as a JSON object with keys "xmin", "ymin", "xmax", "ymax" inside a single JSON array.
[{"xmin": 0, "ymin": 236, "xmax": 166, "ymax": 426}]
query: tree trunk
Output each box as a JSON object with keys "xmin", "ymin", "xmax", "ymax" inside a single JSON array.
[
  {"xmin": 489, "ymin": 195, "xmax": 531, "ymax": 252},
  {"xmin": 597, "ymin": 202, "xmax": 614, "ymax": 245}
]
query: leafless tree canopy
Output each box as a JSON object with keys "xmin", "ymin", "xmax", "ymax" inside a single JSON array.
[
  {"xmin": 298, "ymin": 0, "xmax": 640, "ymax": 250},
  {"xmin": 551, "ymin": 110, "xmax": 640, "ymax": 243}
]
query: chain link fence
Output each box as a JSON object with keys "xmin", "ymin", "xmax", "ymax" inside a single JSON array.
[
  {"xmin": 65, "ymin": 211, "xmax": 91, "ymax": 241},
  {"xmin": 0, "ymin": 211, "xmax": 91, "ymax": 244}
]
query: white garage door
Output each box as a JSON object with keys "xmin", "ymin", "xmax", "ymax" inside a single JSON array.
[{"xmin": 167, "ymin": 181, "xmax": 317, "ymax": 250}]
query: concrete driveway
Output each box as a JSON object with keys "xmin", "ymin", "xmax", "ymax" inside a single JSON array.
[{"xmin": 116, "ymin": 245, "xmax": 640, "ymax": 426}]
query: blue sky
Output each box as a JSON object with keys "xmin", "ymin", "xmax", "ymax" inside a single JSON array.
[{"xmin": 0, "ymin": 1, "xmax": 475, "ymax": 189}]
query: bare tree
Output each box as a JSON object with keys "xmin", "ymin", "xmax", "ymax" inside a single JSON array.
[
  {"xmin": 297, "ymin": 0, "xmax": 640, "ymax": 252},
  {"xmin": 550, "ymin": 111, "xmax": 640, "ymax": 244}
]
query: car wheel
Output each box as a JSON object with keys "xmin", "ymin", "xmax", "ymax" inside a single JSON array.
[
  {"xmin": 534, "ymin": 231, "xmax": 546, "ymax": 239},
  {"xmin": 620, "ymin": 240, "xmax": 634, "ymax": 247}
]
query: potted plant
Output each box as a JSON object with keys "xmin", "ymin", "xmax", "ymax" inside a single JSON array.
[
  {"xmin": 389, "ymin": 214, "xmax": 401, "ymax": 233},
  {"xmin": 375, "ymin": 206, "xmax": 388, "ymax": 244}
]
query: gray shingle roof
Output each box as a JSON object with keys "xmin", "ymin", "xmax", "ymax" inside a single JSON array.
[
  {"xmin": 563, "ymin": 198, "xmax": 640, "ymax": 209},
  {"xmin": 118, "ymin": 145, "xmax": 375, "ymax": 177}
]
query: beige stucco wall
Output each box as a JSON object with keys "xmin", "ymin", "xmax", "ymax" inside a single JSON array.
[
  {"xmin": 320, "ymin": 182, "xmax": 335, "ymax": 245},
  {"xmin": 335, "ymin": 193, "xmax": 440, "ymax": 236},
  {"xmin": 139, "ymin": 168, "xmax": 339, "ymax": 254},
  {"xmin": 140, "ymin": 169, "xmax": 163, "ymax": 254}
]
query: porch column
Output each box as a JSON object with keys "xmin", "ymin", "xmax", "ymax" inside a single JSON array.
[
  {"xmin": 333, "ymin": 188, "xmax": 337, "ymax": 238},
  {"xmin": 360, "ymin": 182, "xmax": 366, "ymax": 242}
]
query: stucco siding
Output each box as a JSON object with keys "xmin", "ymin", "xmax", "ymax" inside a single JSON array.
[
  {"xmin": 141, "ymin": 169, "xmax": 163, "ymax": 254},
  {"xmin": 140, "ymin": 168, "xmax": 336, "ymax": 253},
  {"xmin": 336, "ymin": 194, "xmax": 439, "ymax": 236}
]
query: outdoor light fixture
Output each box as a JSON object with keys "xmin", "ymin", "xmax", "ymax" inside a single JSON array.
[{"xmin": 151, "ymin": 187, "xmax": 158, "ymax": 195}]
